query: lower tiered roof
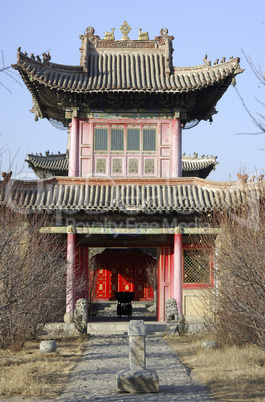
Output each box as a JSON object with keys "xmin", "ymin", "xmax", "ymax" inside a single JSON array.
[{"xmin": 1, "ymin": 177, "xmax": 262, "ymax": 217}]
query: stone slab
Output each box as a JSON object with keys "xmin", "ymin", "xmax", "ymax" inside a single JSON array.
[
  {"xmin": 116, "ymin": 369, "xmax": 159, "ymax": 393},
  {"xmin": 41, "ymin": 323, "xmax": 79, "ymax": 338}
]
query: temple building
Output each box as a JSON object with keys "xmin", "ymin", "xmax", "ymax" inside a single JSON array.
[{"xmin": 2, "ymin": 22, "xmax": 252, "ymax": 324}]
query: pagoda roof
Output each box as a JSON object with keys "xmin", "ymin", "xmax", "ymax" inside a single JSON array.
[
  {"xmin": 1, "ymin": 177, "xmax": 262, "ymax": 217},
  {"xmin": 12, "ymin": 23, "xmax": 243, "ymax": 126},
  {"xmin": 25, "ymin": 152, "xmax": 218, "ymax": 179},
  {"xmin": 26, "ymin": 153, "xmax": 68, "ymax": 178}
]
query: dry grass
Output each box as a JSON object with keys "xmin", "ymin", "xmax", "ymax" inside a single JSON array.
[
  {"xmin": 0, "ymin": 335, "xmax": 89, "ymax": 398},
  {"xmin": 166, "ymin": 333, "xmax": 265, "ymax": 401}
]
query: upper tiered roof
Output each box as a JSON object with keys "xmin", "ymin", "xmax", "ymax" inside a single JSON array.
[{"xmin": 12, "ymin": 22, "xmax": 243, "ymax": 126}]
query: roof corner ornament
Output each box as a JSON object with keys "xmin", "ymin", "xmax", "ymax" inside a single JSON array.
[
  {"xmin": 42, "ymin": 52, "xmax": 51, "ymax": 64},
  {"xmin": 208, "ymin": 107, "xmax": 218, "ymax": 123},
  {"xmin": 138, "ymin": 28, "xmax": 149, "ymax": 41},
  {"xmin": 160, "ymin": 28, "xmax": 169, "ymax": 38},
  {"xmin": 103, "ymin": 28, "xmax": 115, "ymax": 40},
  {"xmin": 86, "ymin": 26, "xmax": 96, "ymax": 38},
  {"xmin": 203, "ymin": 54, "xmax": 211, "ymax": 66},
  {"xmin": 17, "ymin": 46, "xmax": 22, "ymax": 59},
  {"xmin": 1, "ymin": 171, "xmax": 12, "ymax": 184},
  {"xmin": 81, "ymin": 26, "xmax": 100, "ymax": 43},
  {"xmin": 120, "ymin": 21, "xmax": 131, "ymax": 40},
  {"xmin": 237, "ymin": 173, "xmax": 249, "ymax": 184}
]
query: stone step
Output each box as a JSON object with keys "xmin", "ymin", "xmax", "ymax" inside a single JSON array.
[
  {"xmin": 41, "ymin": 321, "xmax": 167, "ymax": 338},
  {"xmin": 41, "ymin": 317, "xmax": 205, "ymax": 338},
  {"xmin": 95, "ymin": 301, "xmax": 156, "ymax": 317},
  {"xmin": 86, "ymin": 321, "xmax": 167, "ymax": 335}
]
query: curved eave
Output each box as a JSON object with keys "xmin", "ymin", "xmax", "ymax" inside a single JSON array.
[
  {"xmin": 26, "ymin": 154, "xmax": 218, "ymax": 179},
  {"xmin": 13, "ymin": 54, "xmax": 242, "ymax": 93},
  {"xmin": 1, "ymin": 177, "xmax": 261, "ymax": 217},
  {"xmin": 12, "ymin": 52, "xmax": 243, "ymax": 124}
]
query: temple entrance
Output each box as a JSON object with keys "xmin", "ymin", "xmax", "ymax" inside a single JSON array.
[{"xmin": 94, "ymin": 249, "xmax": 155, "ymax": 301}]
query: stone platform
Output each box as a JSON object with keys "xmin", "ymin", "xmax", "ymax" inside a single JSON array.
[{"xmin": 42, "ymin": 315, "xmax": 205, "ymax": 338}]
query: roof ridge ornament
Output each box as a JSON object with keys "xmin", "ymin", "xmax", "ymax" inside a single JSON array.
[
  {"xmin": 103, "ymin": 28, "xmax": 115, "ymax": 40},
  {"xmin": 138, "ymin": 28, "xmax": 149, "ymax": 41},
  {"xmin": 120, "ymin": 21, "xmax": 131, "ymax": 40}
]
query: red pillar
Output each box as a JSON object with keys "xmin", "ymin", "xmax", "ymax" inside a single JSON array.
[
  {"xmin": 171, "ymin": 118, "xmax": 182, "ymax": 178},
  {"xmin": 171, "ymin": 117, "xmax": 183, "ymax": 317},
  {"xmin": 69, "ymin": 117, "xmax": 80, "ymax": 177},
  {"xmin": 157, "ymin": 246, "xmax": 173, "ymax": 321},
  {"xmin": 66, "ymin": 232, "xmax": 76, "ymax": 314},
  {"xmin": 173, "ymin": 232, "xmax": 183, "ymax": 315}
]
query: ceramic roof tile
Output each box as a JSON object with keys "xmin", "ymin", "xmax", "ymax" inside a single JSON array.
[
  {"xmin": 12, "ymin": 24, "xmax": 245, "ymax": 127},
  {"xmin": 2, "ymin": 179, "xmax": 262, "ymax": 215}
]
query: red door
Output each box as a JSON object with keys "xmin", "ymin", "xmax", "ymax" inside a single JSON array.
[
  {"xmin": 110, "ymin": 261, "xmax": 119, "ymax": 299},
  {"xmin": 96, "ymin": 263, "xmax": 110, "ymax": 298},
  {"xmin": 95, "ymin": 250, "xmax": 154, "ymax": 301},
  {"xmin": 120, "ymin": 262, "xmax": 134, "ymax": 292}
]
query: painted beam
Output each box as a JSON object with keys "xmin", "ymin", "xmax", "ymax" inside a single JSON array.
[{"xmin": 40, "ymin": 226, "xmax": 219, "ymax": 235}]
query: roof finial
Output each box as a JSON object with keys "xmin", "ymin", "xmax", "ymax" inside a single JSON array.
[{"xmin": 120, "ymin": 21, "xmax": 131, "ymax": 40}]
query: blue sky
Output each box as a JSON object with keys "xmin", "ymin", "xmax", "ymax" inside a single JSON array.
[{"xmin": 0, "ymin": 0, "xmax": 264, "ymax": 181}]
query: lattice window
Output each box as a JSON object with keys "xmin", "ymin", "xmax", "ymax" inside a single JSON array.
[
  {"xmin": 143, "ymin": 129, "xmax": 156, "ymax": 151},
  {"xmin": 94, "ymin": 128, "xmax": 108, "ymax": 151},
  {"xmin": 128, "ymin": 159, "xmax": 138, "ymax": 174},
  {"xmin": 144, "ymin": 159, "xmax": 155, "ymax": 174},
  {"xmin": 112, "ymin": 158, "xmax": 123, "ymax": 174},
  {"xmin": 183, "ymin": 249, "xmax": 210, "ymax": 284},
  {"xmin": 111, "ymin": 128, "xmax": 124, "ymax": 151},
  {"xmin": 127, "ymin": 128, "xmax": 140, "ymax": 151}
]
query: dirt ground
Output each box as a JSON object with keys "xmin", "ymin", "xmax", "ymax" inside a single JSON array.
[
  {"xmin": 1, "ymin": 332, "xmax": 265, "ymax": 400},
  {"xmin": 0, "ymin": 335, "xmax": 90, "ymax": 399},
  {"xmin": 166, "ymin": 333, "xmax": 265, "ymax": 401}
]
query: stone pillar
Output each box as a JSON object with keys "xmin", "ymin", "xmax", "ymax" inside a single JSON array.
[
  {"xmin": 173, "ymin": 232, "xmax": 183, "ymax": 315},
  {"xmin": 65, "ymin": 231, "xmax": 76, "ymax": 321},
  {"xmin": 69, "ymin": 117, "xmax": 79, "ymax": 177},
  {"xmin": 128, "ymin": 320, "xmax": 146, "ymax": 371},
  {"xmin": 116, "ymin": 320, "xmax": 159, "ymax": 393},
  {"xmin": 171, "ymin": 118, "xmax": 182, "ymax": 178}
]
